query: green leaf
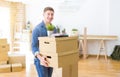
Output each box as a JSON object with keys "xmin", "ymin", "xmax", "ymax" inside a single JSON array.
[
  {"xmin": 72, "ymin": 28, "xmax": 78, "ymax": 31},
  {"xmin": 46, "ymin": 24, "xmax": 55, "ymax": 31}
]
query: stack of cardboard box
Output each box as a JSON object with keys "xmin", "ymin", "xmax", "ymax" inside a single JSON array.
[
  {"xmin": 8, "ymin": 52, "xmax": 26, "ymax": 68},
  {"xmin": 0, "ymin": 39, "xmax": 24, "ymax": 73},
  {"xmin": 8, "ymin": 52, "xmax": 25, "ymax": 72},
  {"xmin": 0, "ymin": 39, "xmax": 11, "ymax": 73},
  {"xmin": 39, "ymin": 36, "xmax": 79, "ymax": 77},
  {"xmin": 0, "ymin": 39, "xmax": 9, "ymax": 62}
]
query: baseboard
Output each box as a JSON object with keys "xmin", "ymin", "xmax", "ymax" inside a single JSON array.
[{"xmin": 79, "ymin": 54, "xmax": 111, "ymax": 59}]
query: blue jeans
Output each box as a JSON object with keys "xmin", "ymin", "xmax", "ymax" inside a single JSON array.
[{"xmin": 34, "ymin": 58, "xmax": 53, "ymax": 77}]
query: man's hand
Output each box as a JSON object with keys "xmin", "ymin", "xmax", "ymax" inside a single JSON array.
[
  {"xmin": 36, "ymin": 54, "xmax": 49, "ymax": 67},
  {"xmin": 40, "ymin": 56, "xmax": 50, "ymax": 67}
]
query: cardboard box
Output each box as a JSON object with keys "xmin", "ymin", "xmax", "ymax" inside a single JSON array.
[
  {"xmin": 71, "ymin": 63, "xmax": 78, "ymax": 77},
  {"xmin": 52, "ymin": 68, "xmax": 62, "ymax": 77},
  {"xmin": 0, "ymin": 64, "xmax": 11, "ymax": 73},
  {"xmin": 0, "ymin": 44, "xmax": 9, "ymax": 52},
  {"xmin": 0, "ymin": 52, "xmax": 8, "ymax": 62},
  {"xmin": 39, "ymin": 36, "xmax": 79, "ymax": 77},
  {"xmin": 52, "ymin": 64, "xmax": 78, "ymax": 77},
  {"xmin": 0, "ymin": 39, "xmax": 7, "ymax": 44},
  {"xmin": 0, "ymin": 44, "xmax": 9, "ymax": 61},
  {"xmin": 52, "ymin": 67, "xmax": 71, "ymax": 77},
  {"xmin": 41, "ymin": 51, "xmax": 79, "ymax": 68},
  {"xmin": 0, "ymin": 61, "xmax": 8, "ymax": 65},
  {"xmin": 8, "ymin": 53, "xmax": 26, "ymax": 68},
  {"xmin": 11, "ymin": 63, "xmax": 22, "ymax": 72},
  {"xmin": 39, "ymin": 36, "xmax": 78, "ymax": 53}
]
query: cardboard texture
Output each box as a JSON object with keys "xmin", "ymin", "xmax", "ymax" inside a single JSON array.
[
  {"xmin": 0, "ymin": 39, "xmax": 7, "ymax": 44},
  {"xmin": 0, "ymin": 61, "xmax": 8, "ymax": 65},
  {"xmin": 39, "ymin": 36, "xmax": 78, "ymax": 53},
  {"xmin": 0, "ymin": 39, "xmax": 10, "ymax": 62},
  {"xmin": 71, "ymin": 63, "xmax": 78, "ymax": 77},
  {"xmin": 11, "ymin": 63, "xmax": 22, "ymax": 72},
  {"xmin": 0, "ymin": 44, "xmax": 10, "ymax": 52},
  {"xmin": 52, "ymin": 64, "xmax": 78, "ymax": 77},
  {"xmin": 0, "ymin": 64, "xmax": 11, "ymax": 73},
  {"xmin": 39, "ymin": 36, "xmax": 79, "ymax": 77},
  {"xmin": 8, "ymin": 53, "xmax": 26, "ymax": 68},
  {"xmin": 0, "ymin": 52, "xmax": 8, "ymax": 62},
  {"xmin": 41, "ymin": 51, "xmax": 79, "ymax": 68},
  {"xmin": 52, "ymin": 68, "xmax": 62, "ymax": 77}
]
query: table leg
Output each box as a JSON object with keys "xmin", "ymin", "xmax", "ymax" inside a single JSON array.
[{"xmin": 96, "ymin": 40, "xmax": 107, "ymax": 61}]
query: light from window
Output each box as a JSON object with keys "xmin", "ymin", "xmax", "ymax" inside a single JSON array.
[{"xmin": 0, "ymin": 6, "xmax": 10, "ymax": 43}]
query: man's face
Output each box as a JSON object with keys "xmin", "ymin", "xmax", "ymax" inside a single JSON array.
[{"xmin": 43, "ymin": 10, "xmax": 54, "ymax": 23}]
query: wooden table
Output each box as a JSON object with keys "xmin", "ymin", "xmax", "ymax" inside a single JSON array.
[{"xmin": 79, "ymin": 35, "xmax": 118, "ymax": 60}]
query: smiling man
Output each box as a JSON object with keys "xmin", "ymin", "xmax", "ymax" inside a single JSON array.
[{"xmin": 31, "ymin": 7, "xmax": 56, "ymax": 77}]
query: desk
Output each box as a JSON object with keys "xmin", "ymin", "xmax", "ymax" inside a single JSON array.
[{"xmin": 79, "ymin": 35, "xmax": 118, "ymax": 60}]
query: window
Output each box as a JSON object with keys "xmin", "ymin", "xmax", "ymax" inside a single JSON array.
[{"xmin": 0, "ymin": 6, "xmax": 10, "ymax": 43}]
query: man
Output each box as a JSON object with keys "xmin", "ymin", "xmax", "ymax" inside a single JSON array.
[{"xmin": 31, "ymin": 7, "xmax": 56, "ymax": 77}]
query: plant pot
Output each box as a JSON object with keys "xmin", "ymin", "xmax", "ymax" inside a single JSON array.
[
  {"xmin": 71, "ymin": 30, "xmax": 79, "ymax": 36},
  {"xmin": 47, "ymin": 31, "xmax": 53, "ymax": 36}
]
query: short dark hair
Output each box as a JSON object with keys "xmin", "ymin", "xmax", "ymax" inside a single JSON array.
[{"xmin": 44, "ymin": 7, "xmax": 54, "ymax": 13}]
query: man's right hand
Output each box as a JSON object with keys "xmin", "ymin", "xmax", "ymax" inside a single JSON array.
[{"xmin": 36, "ymin": 54, "xmax": 49, "ymax": 67}]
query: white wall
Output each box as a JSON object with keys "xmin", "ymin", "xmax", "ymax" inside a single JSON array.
[
  {"xmin": 106, "ymin": 0, "xmax": 120, "ymax": 56},
  {"xmin": 26, "ymin": 0, "xmax": 120, "ymax": 56},
  {"xmin": 109, "ymin": 0, "xmax": 120, "ymax": 37},
  {"xmin": 26, "ymin": 0, "xmax": 109, "ymax": 34}
]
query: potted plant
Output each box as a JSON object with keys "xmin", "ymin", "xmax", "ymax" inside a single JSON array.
[
  {"xmin": 46, "ymin": 24, "xmax": 55, "ymax": 36},
  {"xmin": 71, "ymin": 28, "xmax": 79, "ymax": 36}
]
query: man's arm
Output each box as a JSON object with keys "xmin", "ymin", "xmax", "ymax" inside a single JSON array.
[
  {"xmin": 31, "ymin": 28, "xmax": 39, "ymax": 56},
  {"xmin": 31, "ymin": 27, "xmax": 49, "ymax": 67}
]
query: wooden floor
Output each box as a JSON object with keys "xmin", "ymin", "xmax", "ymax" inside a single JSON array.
[
  {"xmin": 78, "ymin": 56, "xmax": 120, "ymax": 77},
  {"xmin": 0, "ymin": 56, "xmax": 120, "ymax": 77}
]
